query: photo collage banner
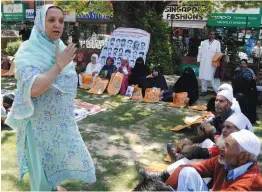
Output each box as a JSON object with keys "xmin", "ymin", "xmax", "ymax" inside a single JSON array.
[{"xmin": 99, "ymin": 27, "xmax": 151, "ymax": 68}]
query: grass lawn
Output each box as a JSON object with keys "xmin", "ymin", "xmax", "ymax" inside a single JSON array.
[{"xmin": 1, "ymin": 76, "xmax": 262, "ymax": 191}]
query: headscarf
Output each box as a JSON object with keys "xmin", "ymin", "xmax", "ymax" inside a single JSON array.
[
  {"xmin": 121, "ymin": 56, "xmax": 129, "ymax": 67},
  {"xmin": 173, "ymin": 67, "xmax": 199, "ymax": 105},
  {"xmin": 15, "ymin": 4, "xmax": 75, "ymax": 80},
  {"xmin": 152, "ymin": 66, "xmax": 160, "ymax": 72},
  {"xmin": 91, "ymin": 54, "xmax": 98, "ymax": 64},
  {"xmin": 11, "ymin": 4, "xmax": 76, "ymax": 120},
  {"xmin": 84, "ymin": 53, "xmax": 101, "ymax": 74},
  {"xmin": 106, "ymin": 56, "xmax": 114, "ymax": 66}
]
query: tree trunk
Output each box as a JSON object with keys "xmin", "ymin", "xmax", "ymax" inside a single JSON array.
[{"xmin": 111, "ymin": 1, "xmax": 137, "ymax": 28}]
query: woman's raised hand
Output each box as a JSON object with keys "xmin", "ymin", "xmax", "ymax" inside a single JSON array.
[{"xmin": 56, "ymin": 43, "xmax": 77, "ymax": 70}]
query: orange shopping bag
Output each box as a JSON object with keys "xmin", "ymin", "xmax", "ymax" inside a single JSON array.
[
  {"xmin": 143, "ymin": 87, "xmax": 161, "ymax": 103},
  {"xmin": 131, "ymin": 85, "xmax": 143, "ymax": 101},
  {"xmin": 212, "ymin": 52, "xmax": 223, "ymax": 67},
  {"xmin": 107, "ymin": 72, "xmax": 124, "ymax": 95},
  {"xmin": 88, "ymin": 77, "xmax": 109, "ymax": 95},
  {"xmin": 81, "ymin": 74, "xmax": 93, "ymax": 89},
  {"xmin": 169, "ymin": 92, "xmax": 188, "ymax": 107}
]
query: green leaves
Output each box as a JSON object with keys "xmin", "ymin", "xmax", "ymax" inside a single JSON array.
[{"xmin": 53, "ymin": 0, "xmax": 113, "ymax": 16}]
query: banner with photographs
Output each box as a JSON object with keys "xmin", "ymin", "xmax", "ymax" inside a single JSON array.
[{"xmin": 98, "ymin": 27, "xmax": 151, "ymax": 68}]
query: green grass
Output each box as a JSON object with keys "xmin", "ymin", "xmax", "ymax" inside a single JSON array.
[{"xmin": 1, "ymin": 77, "xmax": 262, "ymax": 191}]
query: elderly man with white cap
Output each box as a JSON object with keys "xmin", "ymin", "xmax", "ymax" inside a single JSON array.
[
  {"xmin": 165, "ymin": 129, "xmax": 262, "ymax": 191},
  {"xmin": 140, "ymin": 112, "xmax": 252, "ymax": 181}
]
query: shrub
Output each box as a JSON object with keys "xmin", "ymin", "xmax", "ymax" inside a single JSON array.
[{"xmin": 4, "ymin": 40, "xmax": 22, "ymax": 56}]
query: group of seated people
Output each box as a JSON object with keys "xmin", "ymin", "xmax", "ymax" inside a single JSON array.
[
  {"xmin": 135, "ymin": 82, "xmax": 262, "ymax": 191},
  {"xmin": 76, "ymin": 53, "xmax": 260, "ymax": 126},
  {"xmin": 75, "ymin": 53, "xmax": 199, "ymax": 104}
]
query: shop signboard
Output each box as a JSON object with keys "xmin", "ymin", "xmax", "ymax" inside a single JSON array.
[
  {"xmin": 207, "ymin": 13, "xmax": 260, "ymax": 28},
  {"xmin": 163, "ymin": 5, "xmax": 207, "ymax": 20},
  {"xmin": 2, "ymin": 3, "xmax": 25, "ymax": 21},
  {"xmin": 77, "ymin": 11, "xmax": 111, "ymax": 20},
  {"xmin": 25, "ymin": 9, "xmax": 39, "ymax": 19}
]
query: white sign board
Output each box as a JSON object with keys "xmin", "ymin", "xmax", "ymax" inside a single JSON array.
[
  {"xmin": 99, "ymin": 28, "xmax": 151, "ymax": 68},
  {"xmin": 63, "ymin": 10, "xmax": 76, "ymax": 22},
  {"xmin": 163, "ymin": 5, "xmax": 207, "ymax": 21},
  {"xmin": 3, "ymin": 4, "xmax": 23, "ymax": 13}
]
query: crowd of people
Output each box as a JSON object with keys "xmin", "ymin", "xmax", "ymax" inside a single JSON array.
[{"xmin": 2, "ymin": 3, "xmax": 262, "ymax": 191}]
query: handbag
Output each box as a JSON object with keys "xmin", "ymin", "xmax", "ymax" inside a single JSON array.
[
  {"xmin": 131, "ymin": 85, "xmax": 143, "ymax": 101},
  {"xmin": 107, "ymin": 72, "xmax": 124, "ymax": 95},
  {"xmin": 212, "ymin": 52, "xmax": 223, "ymax": 67},
  {"xmin": 143, "ymin": 87, "xmax": 161, "ymax": 103},
  {"xmin": 81, "ymin": 74, "xmax": 93, "ymax": 89},
  {"xmin": 88, "ymin": 77, "xmax": 109, "ymax": 95}
]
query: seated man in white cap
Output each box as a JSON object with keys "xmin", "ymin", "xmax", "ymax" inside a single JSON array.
[
  {"xmin": 218, "ymin": 83, "xmax": 241, "ymax": 113},
  {"xmin": 166, "ymin": 90, "xmax": 235, "ymax": 162},
  {"xmin": 165, "ymin": 129, "xmax": 262, "ymax": 191},
  {"xmin": 140, "ymin": 112, "xmax": 252, "ymax": 181}
]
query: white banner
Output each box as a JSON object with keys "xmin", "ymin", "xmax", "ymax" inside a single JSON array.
[
  {"xmin": 64, "ymin": 10, "xmax": 76, "ymax": 22},
  {"xmin": 3, "ymin": 4, "xmax": 23, "ymax": 13},
  {"xmin": 99, "ymin": 27, "xmax": 151, "ymax": 68}
]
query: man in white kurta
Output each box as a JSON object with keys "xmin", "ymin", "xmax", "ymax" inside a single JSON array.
[{"xmin": 197, "ymin": 31, "xmax": 221, "ymax": 96}]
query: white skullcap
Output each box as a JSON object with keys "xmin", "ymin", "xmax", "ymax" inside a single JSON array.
[
  {"xmin": 225, "ymin": 113, "xmax": 252, "ymax": 131},
  {"xmin": 217, "ymin": 90, "xmax": 233, "ymax": 102},
  {"xmin": 218, "ymin": 83, "xmax": 233, "ymax": 93},
  {"xmin": 230, "ymin": 129, "xmax": 261, "ymax": 156}
]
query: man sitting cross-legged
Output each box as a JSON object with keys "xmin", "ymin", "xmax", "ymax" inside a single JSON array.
[
  {"xmin": 165, "ymin": 129, "xmax": 262, "ymax": 191},
  {"xmin": 167, "ymin": 90, "xmax": 236, "ymax": 163},
  {"xmin": 140, "ymin": 112, "xmax": 252, "ymax": 182}
]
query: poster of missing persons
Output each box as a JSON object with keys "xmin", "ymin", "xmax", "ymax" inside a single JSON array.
[{"xmin": 98, "ymin": 27, "xmax": 151, "ymax": 68}]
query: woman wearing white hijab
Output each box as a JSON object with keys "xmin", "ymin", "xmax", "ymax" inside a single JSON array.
[
  {"xmin": 5, "ymin": 4, "xmax": 96, "ymax": 191},
  {"xmin": 79, "ymin": 53, "xmax": 101, "ymax": 86}
]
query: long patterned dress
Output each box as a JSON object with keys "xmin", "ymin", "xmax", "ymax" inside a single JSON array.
[{"xmin": 6, "ymin": 66, "xmax": 96, "ymax": 188}]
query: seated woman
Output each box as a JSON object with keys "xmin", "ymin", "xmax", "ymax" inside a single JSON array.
[
  {"xmin": 128, "ymin": 57, "xmax": 149, "ymax": 87},
  {"xmin": 75, "ymin": 53, "xmax": 88, "ymax": 87},
  {"xmin": 117, "ymin": 56, "xmax": 132, "ymax": 95},
  {"xmin": 140, "ymin": 66, "xmax": 168, "ymax": 96},
  {"xmin": 98, "ymin": 56, "xmax": 117, "ymax": 80},
  {"xmin": 232, "ymin": 59, "xmax": 258, "ymax": 123},
  {"xmin": 234, "ymin": 59, "xmax": 255, "ymax": 79},
  {"xmin": 79, "ymin": 54, "xmax": 101, "ymax": 86},
  {"xmin": 162, "ymin": 67, "xmax": 198, "ymax": 105}
]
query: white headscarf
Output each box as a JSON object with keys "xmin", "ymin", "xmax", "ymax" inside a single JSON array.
[{"xmin": 85, "ymin": 53, "xmax": 101, "ymax": 74}]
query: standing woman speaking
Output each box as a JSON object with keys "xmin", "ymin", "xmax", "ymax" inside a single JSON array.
[{"xmin": 5, "ymin": 5, "xmax": 96, "ymax": 191}]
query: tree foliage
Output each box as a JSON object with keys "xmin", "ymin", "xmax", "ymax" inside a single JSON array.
[
  {"xmin": 53, "ymin": 0, "xmax": 113, "ymax": 16},
  {"xmin": 1, "ymin": 0, "xmax": 13, "ymax": 4}
]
